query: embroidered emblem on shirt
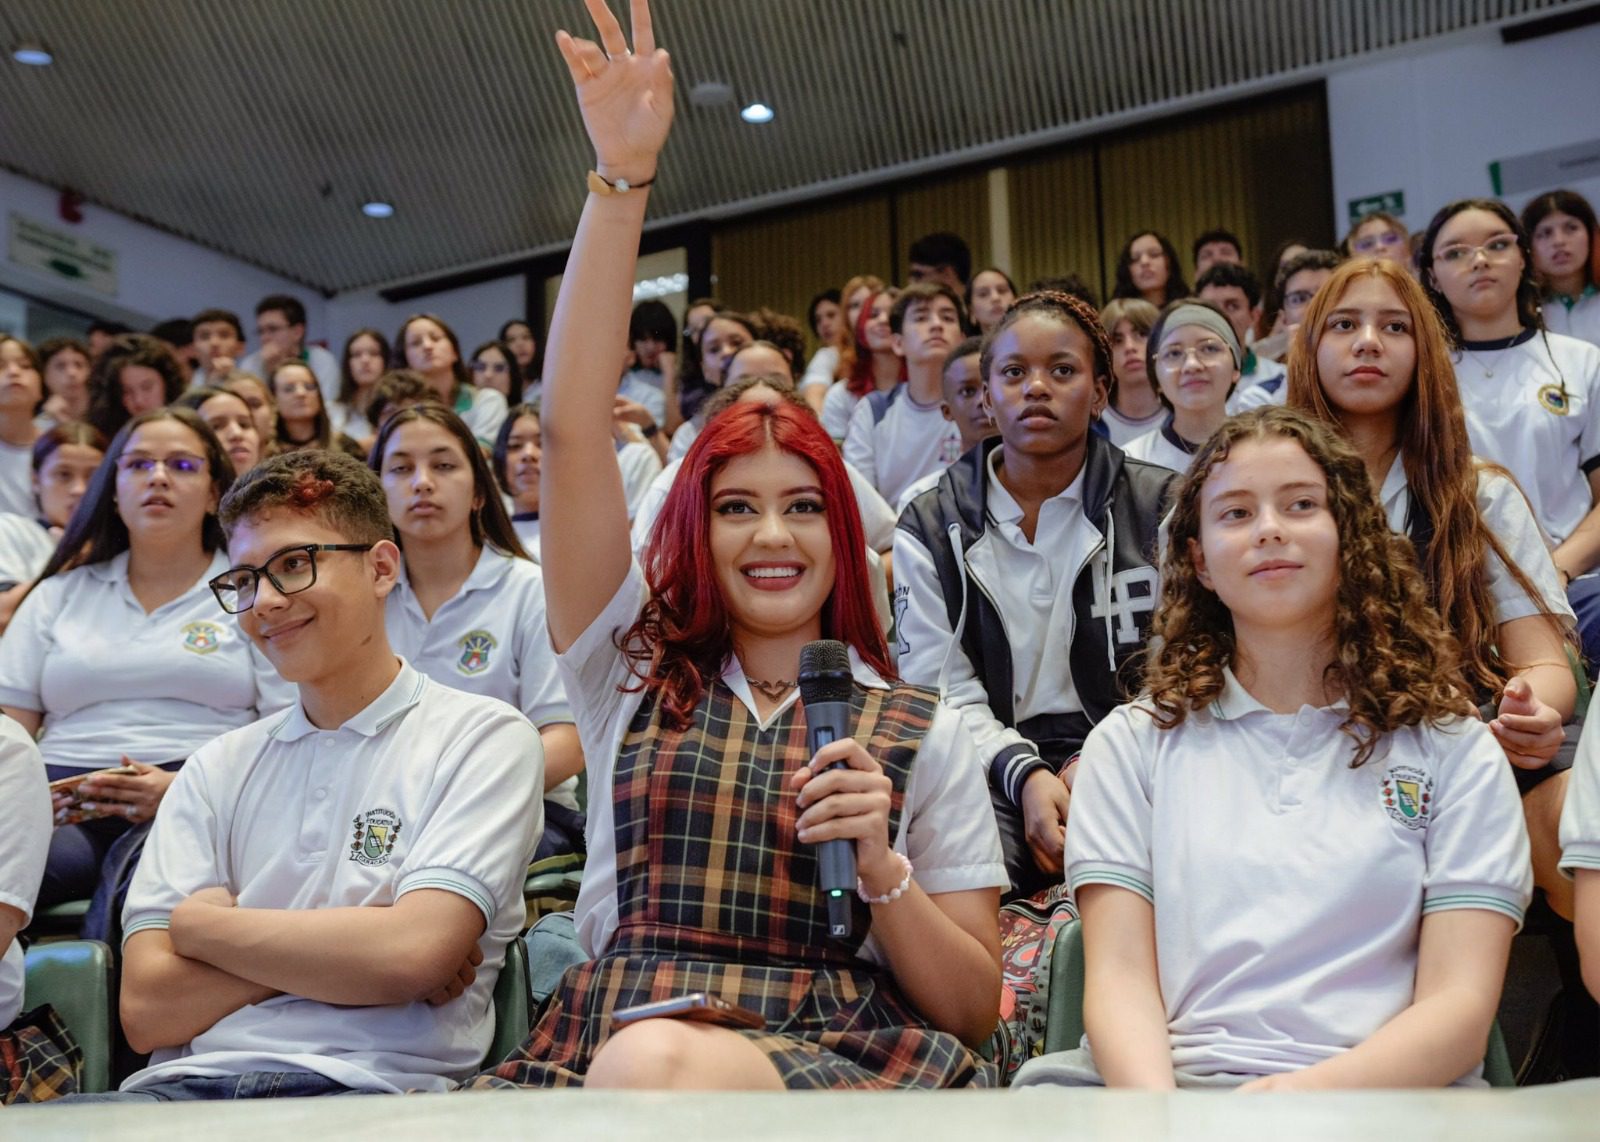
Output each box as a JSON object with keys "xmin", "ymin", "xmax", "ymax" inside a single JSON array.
[
  {"xmin": 181, "ymin": 620, "xmax": 223, "ymax": 655},
  {"xmin": 1537, "ymin": 383, "xmax": 1571, "ymax": 415},
  {"xmin": 350, "ymin": 808, "xmax": 403, "ymax": 866},
  {"xmin": 1381, "ymin": 765, "xmax": 1434, "ymax": 831},
  {"xmin": 457, "ymin": 629, "xmax": 497, "ymax": 675}
]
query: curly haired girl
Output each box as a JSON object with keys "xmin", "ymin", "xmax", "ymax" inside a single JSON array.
[{"xmin": 1015, "ymin": 406, "xmax": 1532, "ymax": 1090}]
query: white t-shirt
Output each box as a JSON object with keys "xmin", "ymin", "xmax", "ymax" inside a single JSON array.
[
  {"xmin": 617, "ymin": 369, "xmax": 667, "ymax": 427},
  {"xmin": 0, "ymin": 717, "xmax": 49, "ymax": 1027},
  {"xmin": 616, "ymin": 439, "xmax": 662, "ymax": 522},
  {"xmin": 1378, "ymin": 457, "xmax": 1573, "ymax": 627},
  {"xmin": 0, "ymin": 439, "xmax": 33, "ymax": 519},
  {"xmin": 1069, "ymin": 674, "xmax": 1531, "ymax": 1085},
  {"xmin": 1099, "ymin": 406, "xmax": 1166, "ymax": 448},
  {"xmin": 843, "ymin": 384, "xmax": 962, "ymax": 507},
  {"xmin": 1452, "ymin": 330, "xmax": 1600, "ymax": 544},
  {"xmin": 1542, "ymin": 289, "xmax": 1600, "ymax": 351},
  {"xmin": 560, "ymin": 561, "xmax": 1007, "ymax": 959},
  {"xmin": 1226, "ymin": 357, "xmax": 1288, "ymax": 415},
  {"xmin": 821, "ymin": 383, "xmax": 863, "ymax": 442},
  {"xmin": 801, "ymin": 346, "xmax": 840, "ymax": 394},
  {"xmin": 238, "ymin": 345, "xmax": 341, "ymax": 409},
  {"xmin": 385, "ymin": 548, "xmax": 577, "ymax": 811},
  {"xmin": 119, "ymin": 662, "xmax": 543, "ymax": 1093},
  {"xmin": 1120, "ymin": 420, "xmax": 1195, "ymax": 474},
  {"xmin": 666, "ymin": 416, "xmax": 699, "ymax": 464},
  {"xmin": 510, "ymin": 513, "xmax": 540, "ymax": 562},
  {"xmin": 0, "ymin": 512, "xmax": 53, "ymax": 586},
  {"xmin": 454, "ymin": 385, "xmax": 509, "ymax": 448},
  {"xmin": 1560, "ymin": 687, "xmax": 1600, "ymax": 876},
  {"xmin": 630, "ymin": 455, "xmax": 897, "ymax": 557},
  {"xmin": 0, "ymin": 551, "xmax": 284, "ymax": 771}
]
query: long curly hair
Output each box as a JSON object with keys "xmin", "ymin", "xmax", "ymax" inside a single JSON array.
[
  {"xmin": 621, "ymin": 396, "xmax": 892, "ymax": 729},
  {"xmin": 1287, "ymin": 257, "xmax": 1570, "ymax": 701},
  {"xmin": 1144, "ymin": 406, "xmax": 1473, "ymax": 766}
]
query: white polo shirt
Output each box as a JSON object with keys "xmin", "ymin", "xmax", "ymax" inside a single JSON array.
[
  {"xmin": 616, "ymin": 439, "xmax": 662, "ymax": 522},
  {"xmin": 843, "ymin": 384, "xmax": 962, "ymax": 508},
  {"xmin": 821, "ymin": 383, "xmax": 862, "ymax": 442},
  {"xmin": 0, "ymin": 439, "xmax": 32, "ymax": 520},
  {"xmin": 454, "ymin": 385, "xmax": 509, "ymax": 448},
  {"xmin": 1542, "ymin": 289, "xmax": 1600, "ymax": 350},
  {"xmin": 561, "ymin": 561, "xmax": 1007, "ymax": 960},
  {"xmin": 0, "ymin": 717, "xmax": 49, "ymax": 1027},
  {"xmin": 386, "ymin": 547, "xmax": 576, "ymax": 810},
  {"xmin": 0, "ymin": 551, "xmax": 278, "ymax": 771},
  {"xmin": 510, "ymin": 512, "xmax": 540, "ymax": 563},
  {"xmin": 1560, "ymin": 686, "xmax": 1600, "ymax": 876},
  {"xmin": 0, "ymin": 512, "xmax": 53, "ymax": 586},
  {"xmin": 1120, "ymin": 420, "xmax": 1195, "ymax": 474},
  {"xmin": 119, "ymin": 662, "xmax": 543, "ymax": 1093},
  {"xmin": 801, "ymin": 346, "xmax": 840, "ymax": 394},
  {"xmin": 631, "ymin": 456, "xmax": 898, "ymax": 557},
  {"xmin": 1453, "ymin": 330, "xmax": 1600, "ymax": 544},
  {"xmin": 1069, "ymin": 675, "xmax": 1531, "ymax": 1084},
  {"xmin": 1378, "ymin": 457, "xmax": 1573, "ymax": 627},
  {"xmin": 666, "ymin": 416, "xmax": 700, "ymax": 464}
]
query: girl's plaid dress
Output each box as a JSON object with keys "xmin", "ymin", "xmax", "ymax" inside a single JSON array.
[{"xmin": 476, "ymin": 678, "xmax": 994, "ymax": 1089}]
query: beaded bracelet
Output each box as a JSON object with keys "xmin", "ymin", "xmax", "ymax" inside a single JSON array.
[{"xmin": 857, "ymin": 852, "xmax": 914, "ymax": 905}]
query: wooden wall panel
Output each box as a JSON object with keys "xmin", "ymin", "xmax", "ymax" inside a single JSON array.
[
  {"xmin": 1008, "ymin": 146, "xmax": 1101, "ymax": 300},
  {"xmin": 893, "ymin": 168, "xmax": 992, "ymax": 284}
]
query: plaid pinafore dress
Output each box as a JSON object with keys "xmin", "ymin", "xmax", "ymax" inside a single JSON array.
[{"xmin": 480, "ymin": 678, "xmax": 994, "ymax": 1089}]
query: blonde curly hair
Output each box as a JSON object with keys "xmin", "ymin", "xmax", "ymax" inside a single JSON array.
[{"xmin": 1143, "ymin": 406, "xmax": 1473, "ymax": 766}]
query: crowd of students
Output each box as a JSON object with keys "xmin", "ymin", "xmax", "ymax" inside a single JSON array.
[{"xmin": 4, "ymin": 0, "xmax": 1600, "ymax": 1105}]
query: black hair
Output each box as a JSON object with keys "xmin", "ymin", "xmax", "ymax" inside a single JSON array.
[
  {"xmin": 1418, "ymin": 199, "xmax": 1543, "ymax": 342},
  {"xmin": 1195, "ymin": 262, "xmax": 1263, "ymax": 309},
  {"xmin": 35, "ymin": 337, "xmax": 90, "ymax": 369},
  {"xmin": 270, "ymin": 359, "xmax": 336, "ymax": 451},
  {"xmin": 907, "ymin": 231, "xmax": 973, "ymax": 285},
  {"xmin": 1275, "ymin": 248, "xmax": 1343, "ymax": 295},
  {"xmin": 219, "ymin": 448, "xmax": 394, "ymax": 547},
  {"xmin": 192, "ymin": 308, "xmax": 245, "ymax": 341},
  {"xmin": 498, "ymin": 319, "xmax": 544, "ymax": 380},
  {"xmin": 807, "ymin": 289, "xmax": 843, "ymax": 338},
  {"xmin": 492, "ymin": 402, "xmax": 540, "ymax": 497},
  {"xmin": 149, "ymin": 318, "xmax": 194, "ymax": 348},
  {"xmin": 943, "ymin": 335, "xmax": 983, "ymax": 376},
  {"xmin": 469, "ymin": 340, "xmax": 526, "ymax": 405},
  {"xmin": 1112, "ymin": 231, "xmax": 1189, "ymax": 305},
  {"xmin": 395, "ymin": 314, "xmax": 472, "ymax": 400},
  {"xmin": 979, "ymin": 290, "xmax": 1113, "ymax": 392},
  {"xmin": 338, "ymin": 328, "xmax": 392, "ymax": 411},
  {"xmin": 1521, "ymin": 189, "xmax": 1600, "ymax": 295},
  {"xmin": 628, "ymin": 300, "xmax": 679, "ymax": 354},
  {"xmin": 32, "ymin": 421, "xmax": 107, "ymax": 472},
  {"xmin": 87, "ymin": 319, "xmax": 130, "ymax": 338},
  {"xmin": 371, "ymin": 404, "xmax": 530, "ymax": 561},
  {"xmin": 256, "ymin": 294, "xmax": 307, "ymax": 327},
  {"xmin": 36, "ymin": 407, "xmax": 234, "ymax": 586},
  {"xmin": 1191, "ymin": 228, "xmax": 1243, "ymax": 264},
  {"xmin": 1025, "ymin": 274, "xmax": 1098, "ymax": 310},
  {"xmin": 889, "ymin": 281, "xmax": 968, "ymax": 336}
]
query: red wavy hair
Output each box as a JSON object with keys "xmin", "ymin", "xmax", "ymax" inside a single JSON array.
[{"xmin": 623, "ymin": 398, "xmax": 893, "ymax": 728}]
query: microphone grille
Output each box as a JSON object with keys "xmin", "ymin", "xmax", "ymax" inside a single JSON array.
[{"xmin": 798, "ymin": 639, "xmax": 853, "ymax": 704}]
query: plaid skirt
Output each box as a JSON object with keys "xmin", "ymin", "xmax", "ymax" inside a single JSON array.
[
  {"xmin": 2, "ymin": 1005, "xmax": 81, "ymax": 1104},
  {"xmin": 473, "ymin": 950, "xmax": 994, "ymax": 1090}
]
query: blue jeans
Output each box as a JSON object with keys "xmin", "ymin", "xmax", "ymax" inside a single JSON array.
[{"xmin": 48, "ymin": 1071, "xmax": 370, "ymax": 1102}]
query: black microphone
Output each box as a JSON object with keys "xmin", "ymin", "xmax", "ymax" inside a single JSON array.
[{"xmin": 799, "ymin": 639, "xmax": 856, "ymax": 939}]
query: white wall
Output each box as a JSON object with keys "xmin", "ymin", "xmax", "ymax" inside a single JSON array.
[
  {"xmin": 1328, "ymin": 21, "xmax": 1600, "ymax": 239},
  {"xmin": 0, "ymin": 167, "xmax": 326, "ymax": 336},
  {"xmin": 326, "ymin": 275, "xmax": 527, "ymax": 361}
]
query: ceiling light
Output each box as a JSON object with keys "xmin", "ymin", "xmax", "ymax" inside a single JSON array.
[
  {"xmin": 739, "ymin": 102, "xmax": 774, "ymax": 124},
  {"xmin": 12, "ymin": 42, "xmax": 53, "ymax": 66},
  {"xmin": 689, "ymin": 81, "xmax": 734, "ymax": 108},
  {"xmin": 361, "ymin": 200, "xmax": 395, "ymax": 219}
]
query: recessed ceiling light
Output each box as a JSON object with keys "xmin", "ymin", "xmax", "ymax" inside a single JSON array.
[
  {"xmin": 361, "ymin": 201, "xmax": 395, "ymax": 219},
  {"xmin": 689, "ymin": 81, "xmax": 734, "ymax": 108},
  {"xmin": 12, "ymin": 42, "xmax": 53, "ymax": 66},
  {"xmin": 740, "ymin": 102, "xmax": 774, "ymax": 124}
]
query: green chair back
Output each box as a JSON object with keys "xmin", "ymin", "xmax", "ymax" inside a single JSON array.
[
  {"xmin": 22, "ymin": 939, "xmax": 113, "ymax": 1093},
  {"xmin": 484, "ymin": 936, "xmax": 531, "ymax": 1069}
]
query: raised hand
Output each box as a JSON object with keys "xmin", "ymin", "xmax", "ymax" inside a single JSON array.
[{"xmin": 555, "ymin": 0, "xmax": 674, "ymax": 186}]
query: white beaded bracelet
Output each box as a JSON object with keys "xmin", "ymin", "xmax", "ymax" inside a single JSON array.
[{"xmin": 857, "ymin": 852, "xmax": 914, "ymax": 904}]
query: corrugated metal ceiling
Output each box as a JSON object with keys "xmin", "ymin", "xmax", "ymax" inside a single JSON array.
[{"xmin": 0, "ymin": 0, "xmax": 1585, "ymax": 294}]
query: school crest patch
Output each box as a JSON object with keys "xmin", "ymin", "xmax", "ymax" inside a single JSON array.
[
  {"xmin": 1381, "ymin": 765, "xmax": 1434, "ymax": 831},
  {"xmin": 457, "ymin": 629, "xmax": 497, "ymax": 675},
  {"xmin": 1538, "ymin": 383, "xmax": 1572, "ymax": 415},
  {"xmin": 350, "ymin": 808, "xmax": 403, "ymax": 866},
  {"xmin": 181, "ymin": 620, "xmax": 223, "ymax": 655}
]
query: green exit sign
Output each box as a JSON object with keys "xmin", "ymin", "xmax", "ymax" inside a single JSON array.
[{"xmin": 1348, "ymin": 190, "xmax": 1405, "ymax": 224}]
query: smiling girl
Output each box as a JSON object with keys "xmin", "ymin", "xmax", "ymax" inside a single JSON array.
[
  {"xmin": 1120, "ymin": 301, "xmax": 1240, "ymax": 473},
  {"xmin": 1016, "ymin": 406, "xmax": 1530, "ymax": 1090},
  {"xmin": 474, "ymin": 0, "xmax": 1004, "ymax": 1092}
]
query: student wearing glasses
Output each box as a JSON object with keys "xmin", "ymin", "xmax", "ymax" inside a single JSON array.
[
  {"xmin": 0, "ymin": 409, "xmax": 284, "ymax": 922},
  {"xmin": 1342, "ymin": 211, "xmax": 1411, "ymax": 266},
  {"xmin": 56, "ymin": 450, "xmax": 544, "ymax": 1101},
  {"xmin": 1121, "ymin": 301, "xmax": 1242, "ymax": 473},
  {"xmin": 1419, "ymin": 199, "xmax": 1600, "ymax": 662}
]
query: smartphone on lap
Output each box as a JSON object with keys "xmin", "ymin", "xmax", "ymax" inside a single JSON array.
[{"xmin": 611, "ymin": 992, "xmax": 767, "ymax": 1033}]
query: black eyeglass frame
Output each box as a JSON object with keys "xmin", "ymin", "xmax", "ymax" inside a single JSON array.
[{"xmin": 209, "ymin": 543, "xmax": 374, "ymax": 614}]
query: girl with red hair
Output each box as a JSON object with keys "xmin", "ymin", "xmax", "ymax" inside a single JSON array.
[
  {"xmin": 475, "ymin": 0, "xmax": 1004, "ymax": 1092},
  {"xmin": 820, "ymin": 289, "xmax": 904, "ymax": 443}
]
